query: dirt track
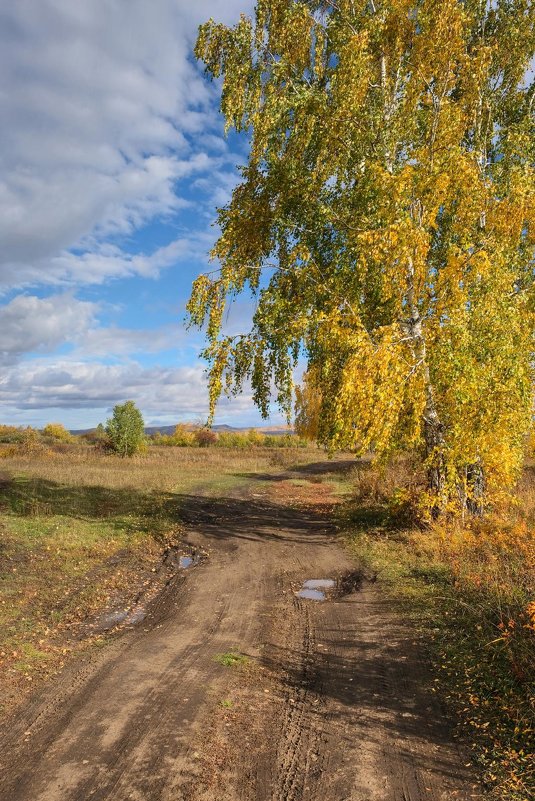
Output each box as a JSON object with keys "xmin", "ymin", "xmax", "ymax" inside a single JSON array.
[{"xmin": 0, "ymin": 461, "xmax": 482, "ymax": 800}]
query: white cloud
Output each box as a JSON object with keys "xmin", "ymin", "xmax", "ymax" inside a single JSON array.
[
  {"xmin": 76, "ymin": 324, "xmax": 190, "ymax": 358},
  {"xmin": 0, "ymin": 1, "xmax": 266, "ymax": 427},
  {"xmin": 0, "ymin": 0, "xmax": 252, "ymax": 288},
  {"xmin": 0, "ymin": 232, "xmax": 215, "ymax": 289},
  {"xmin": 0, "ymin": 290, "xmax": 199, "ymax": 365},
  {"xmin": 0, "ymin": 293, "xmax": 96, "ymax": 363},
  {"xmin": 0, "ymin": 358, "xmax": 258, "ymax": 424}
]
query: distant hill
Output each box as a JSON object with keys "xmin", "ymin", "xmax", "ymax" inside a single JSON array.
[{"xmin": 71, "ymin": 423, "xmax": 294, "ymax": 437}]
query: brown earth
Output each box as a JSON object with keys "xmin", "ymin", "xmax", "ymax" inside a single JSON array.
[{"xmin": 0, "ymin": 461, "xmax": 482, "ymax": 801}]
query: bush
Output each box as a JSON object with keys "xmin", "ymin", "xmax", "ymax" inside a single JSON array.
[
  {"xmin": 215, "ymin": 430, "xmax": 307, "ymax": 449},
  {"xmin": 194, "ymin": 428, "xmax": 219, "ymax": 447},
  {"xmin": 0, "ymin": 428, "xmax": 52, "ymax": 458},
  {"xmin": 105, "ymin": 401, "xmax": 146, "ymax": 457},
  {"xmin": 216, "ymin": 431, "xmax": 250, "ymax": 448},
  {"xmin": 245, "ymin": 428, "xmax": 265, "ymax": 446},
  {"xmin": 142, "ymin": 425, "xmax": 308, "ymax": 449},
  {"xmin": 81, "ymin": 423, "xmax": 109, "ymax": 446},
  {"xmin": 0, "ymin": 425, "xmax": 33, "ymax": 444},
  {"xmin": 42, "ymin": 423, "xmax": 75, "ymax": 443},
  {"xmin": 263, "ymin": 433, "xmax": 308, "ymax": 448},
  {"xmin": 151, "ymin": 425, "xmax": 198, "ymax": 447},
  {"xmin": 170, "ymin": 424, "xmax": 197, "ymax": 447}
]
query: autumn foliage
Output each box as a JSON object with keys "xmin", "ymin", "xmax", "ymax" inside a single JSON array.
[
  {"xmin": 42, "ymin": 423, "xmax": 75, "ymax": 443},
  {"xmin": 189, "ymin": 0, "xmax": 534, "ymax": 513}
]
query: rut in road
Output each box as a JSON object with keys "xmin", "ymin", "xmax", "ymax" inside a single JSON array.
[{"xmin": 0, "ymin": 463, "xmax": 482, "ymax": 801}]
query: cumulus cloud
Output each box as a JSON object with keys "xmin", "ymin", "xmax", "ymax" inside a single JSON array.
[
  {"xmin": 0, "ymin": 232, "xmax": 216, "ymax": 289},
  {"xmin": 0, "ymin": 1, "xmax": 265, "ymax": 425},
  {"xmin": 0, "ymin": 358, "xmax": 257, "ymax": 423},
  {"xmin": 76, "ymin": 324, "xmax": 189, "ymax": 358},
  {"xmin": 0, "ymin": 293, "xmax": 96, "ymax": 363},
  {"xmin": 0, "ymin": 0, "xmax": 251, "ymax": 288},
  {"xmin": 0, "ymin": 290, "xmax": 197, "ymax": 365}
]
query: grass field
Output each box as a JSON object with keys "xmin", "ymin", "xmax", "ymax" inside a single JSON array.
[{"xmin": 0, "ymin": 443, "xmax": 321, "ymax": 714}]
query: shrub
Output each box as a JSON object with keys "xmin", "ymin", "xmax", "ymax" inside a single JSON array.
[
  {"xmin": 151, "ymin": 425, "xmax": 198, "ymax": 447},
  {"xmin": 214, "ymin": 430, "xmax": 307, "ymax": 449},
  {"xmin": 42, "ymin": 423, "xmax": 75, "ymax": 443},
  {"xmin": 142, "ymin": 425, "xmax": 307, "ymax": 449},
  {"xmin": 170, "ymin": 424, "xmax": 197, "ymax": 447},
  {"xmin": 194, "ymin": 428, "xmax": 219, "ymax": 447},
  {"xmin": 81, "ymin": 423, "xmax": 109, "ymax": 446},
  {"xmin": 0, "ymin": 428, "xmax": 52, "ymax": 458},
  {"xmin": 245, "ymin": 428, "xmax": 265, "ymax": 446},
  {"xmin": 0, "ymin": 425, "xmax": 32, "ymax": 444},
  {"xmin": 264, "ymin": 433, "xmax": 307, "ymax": 448},
  {"xmin": 216, "ymin": 431, "xmax": 249, "ymax": 448},
  {"xmin": 105, "ymin": 401, "xmax": 146, "ymax": 457}
]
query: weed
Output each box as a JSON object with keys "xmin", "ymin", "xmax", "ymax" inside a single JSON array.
[{"xmin": 214, "ymin": 651, "xmax": 249, "ymax": 668}]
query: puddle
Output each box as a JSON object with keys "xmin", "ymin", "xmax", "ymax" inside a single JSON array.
[
  {"xmin": 99, "ymin": 610, "xmax": 129, "ymax": 629},
  {"xmin": 95, "ymin": 549, "xmax": 203, "ymax": 633},
  {"xmin": 298, "ymin": 588, "xmax": 327, "ymax": 601},
  {"xmin": 98, "ymin": 605, "xmax": 146, "ymax": 631},
  {"xmin": 127, "ymin": 607, "xmax": 146, "ymax": 624},
  {"xmin": 179, "ymin": 554, "xmax": 200, "ymax": 569},
  {"xmin": 303, "ymin": 579, "xmax": 335, "ymax": 590},
  {"xmin": 297, "ymin": 578, "xmax": 336, "ymax": 601}
]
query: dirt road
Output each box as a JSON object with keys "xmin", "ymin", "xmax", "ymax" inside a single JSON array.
[{"xmin": 0, "ymin": 461, "xmax": 482, "ymax": 801}]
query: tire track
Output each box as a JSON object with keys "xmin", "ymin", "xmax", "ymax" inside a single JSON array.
[
  {"xmin": 273, "ymin": 603, "xmax": 319, "ymax": 801},
  {"xmin": 0, "ymin": 464, "xmax": 483, "ymax": 801}
]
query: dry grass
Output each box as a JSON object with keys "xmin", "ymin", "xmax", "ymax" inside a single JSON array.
[
  {"xmin": 0, "ymin": 443, "xmax": 321, "ymax": 715},
  {"xmin": 342, "ymin": 456, "xmax": 535, "ymax": 801},
  {"xmin": 0, "ymin": 443, "xmax": 309, "ymax": 492}
]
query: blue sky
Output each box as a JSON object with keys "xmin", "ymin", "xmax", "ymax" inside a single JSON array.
[{"xmin": 0, "ymin": 0, "xmax": 286, "ymax": 429}]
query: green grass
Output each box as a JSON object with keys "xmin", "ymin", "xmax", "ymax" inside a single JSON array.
[{"xmin": 214, "ymin": 651, "xmax": 249, "ymax": 668}]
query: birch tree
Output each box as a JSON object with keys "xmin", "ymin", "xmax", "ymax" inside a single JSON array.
[{"xmin": 188, "ymin": 0, "xmax": 535, "ymax": 512}]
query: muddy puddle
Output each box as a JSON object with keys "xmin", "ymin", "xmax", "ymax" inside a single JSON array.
[
  {"xmin": 99, "ymin": 610, "xmax": 129, "ymax": 629},
  {"xmin": 297, "ymin": 578, "xmax": 336, "ymax": 601},
  {"xmin": 179, "ymin": 553, "xmax": 200, "ymax": 569},
  {"xmin": 128, "ymin": 607, "xmax": 146, "ymax": 624},
  {"xmin": 298, "ymin": 588, "xmax": 327, "ymax": 600},
  {"xmin": 96, "ymin": 552, "xmax": 200, "ymax": 631},
  {"xmin": 98, "ymin": 605, "xmax": 146, "ymax": 631}
]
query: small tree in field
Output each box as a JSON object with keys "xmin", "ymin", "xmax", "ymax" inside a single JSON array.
[{"xmin": 106, "ymin": 401, "xmax": 146, "ymax": 457}]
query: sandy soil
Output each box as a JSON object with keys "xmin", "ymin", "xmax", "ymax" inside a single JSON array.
[{"xmin": 0, "ymin": 460, "xmax": 482, "ymax": 800}]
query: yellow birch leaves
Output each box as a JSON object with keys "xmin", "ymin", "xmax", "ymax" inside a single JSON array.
[{"xmin": 189, "ymin": 0, "xmax": 535, "ymax": 507}]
